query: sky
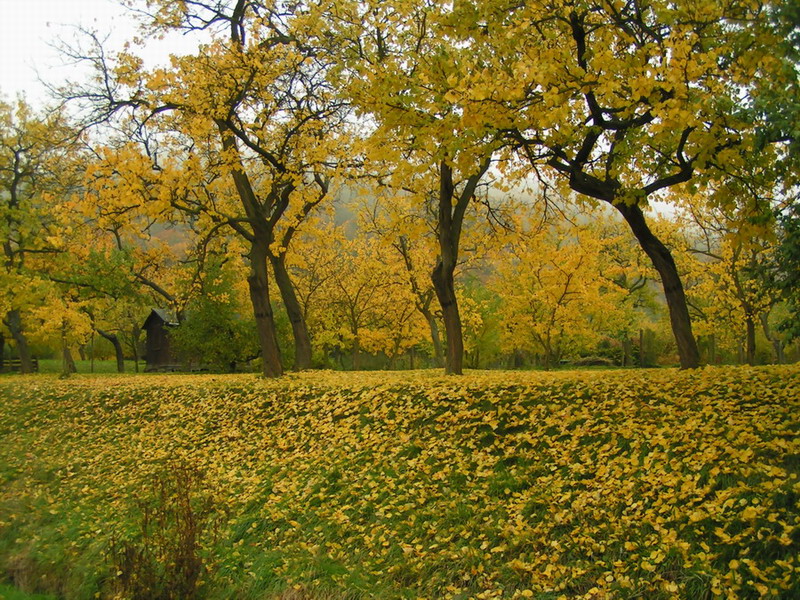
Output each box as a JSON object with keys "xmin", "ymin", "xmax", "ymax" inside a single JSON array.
[{"xmin": 0, "ymin": 0, "xmax": 196, "ymax": 104}]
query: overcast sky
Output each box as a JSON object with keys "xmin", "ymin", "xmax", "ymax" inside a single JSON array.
[{"xmin": 0, "ymin": 0, "xmax": 196, "ymax": 105}]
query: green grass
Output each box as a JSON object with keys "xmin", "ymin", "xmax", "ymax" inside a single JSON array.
[
  {"xmin": 0, "ymin": 366, "xmax": 798, "ymax": 599},
  {"xmin": 35, "ymin": 359, "xmax": 141, "ymax": 374},
  {"xmin": 0, "ymin": 584, "xmax": 55, "ymax": 600}
]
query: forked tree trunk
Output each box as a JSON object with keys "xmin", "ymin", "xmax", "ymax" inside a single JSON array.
[
  {"xmin": 5, "ymin": 309, "xmax": 34, "ymax": 373},
  {"xmin": 270, "ymin": 253, "xmax": 312, "ymax": 370},
  {"xmin": 248, "ymin": 245, "xmax": 284, "ymax": 378},
  {"xmin": 615, "ymin": 203, "xmax": 700, "ymax": 369},
  {"xmin": 97, "ymin": 329, "xmax": 125, "ymax": 372},
  {"xmin": 431, "ymin": 158, "xmax": 491, "ymax": 375}
]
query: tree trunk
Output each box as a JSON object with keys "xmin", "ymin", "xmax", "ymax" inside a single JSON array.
[
  {"xmin": 270, "ymin": 253, "xmax": 312, "ymax": 370},
  {"xmin": 248, "ymin": 245, "xmax": 283, "ymax": 377},
  {"xmin": 745, "ymin": 314, "xmax": 757, "ymax": 366},
  {"xmin": 615, "ymin": 203, "xmax": 700, "ymax": 368},
  {"xmin": 760, "ymin": 312, "xmax": 784, "ymax": 364},
  {"xmin": 423, "ymin": 309, "xmax": 444, "ymax": 367},
  {"xmin": 97, "ymin": 329, "xmax": 125, "ymax": 372},
  {"xmin": 351, "ymin": 335, "xmax": 360, "ymax": 370},
  {"xmin": 432, "ymin": 259, "xmax": 464, "ymax": 375},
  {"xmin": 5, "ymin": 309, "xmax": 33, "ymax": 373},
  {"xmin": 622, "ymin": 337, "xmax": 632, "ymax": 367},
  {"xmin": 0, "ymin": 333, "xmax": 4, "ymax": 371},
  {"xmin": 62, "ymin": 344, "xmax": 77, "ymax": 375},
  {"xmin": 130, "ymin": 324, "xmax": 141, "ymax": 373},
  {"xmin": 639, "ymin": 328, "xmax": 645, "ymax": 368},
  {"xmin": 430, "ymin": 158, "xmax": 491, "ymax": 376}
]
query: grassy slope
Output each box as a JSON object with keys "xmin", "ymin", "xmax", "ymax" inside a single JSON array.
[{"xmin": 0, "ymin": 367, "xmax": 798, "ymax": 599}]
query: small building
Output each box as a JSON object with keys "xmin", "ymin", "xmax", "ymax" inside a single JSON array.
[{"xmin": 142, "ymin": 308, "xmax": 179, "ymax": 372}]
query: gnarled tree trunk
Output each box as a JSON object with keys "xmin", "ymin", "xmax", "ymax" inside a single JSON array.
[{"xmin": 745, "ymin": 314, "xmax": 757, "ymax": 366}]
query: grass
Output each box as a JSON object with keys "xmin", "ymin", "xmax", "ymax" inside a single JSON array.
[
  {"xmin": 0, "ymin": 366, "xmax": 798, "ymax": 599},
  {"xmin": 35, "ymin": 359, "xmax": 141, "ymax": 375},
  {"xmin": 0, "ymin": 584, "xmax": 55, "ymax": 600}
]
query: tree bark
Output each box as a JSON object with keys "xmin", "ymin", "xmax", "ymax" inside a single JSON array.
[
  {"xmin": 745, "ymin": 314, "xmax": 757, "ymax": 366},
  {"xmin": 760, "ymin": 312, "xmax": 784, "ymax": 364},
  {"xmin": 424, "ymin": 310, "xmax": 444, "ymax": 367},
  {"xmin": 97, "ymin": 328, "xmax": 125, "ymax": 372},
  {"xmin": 5, "ymin": 309, "xmax": 33, "ymax": 373},
  {"xmin": 432, "ymin": 258, "xmax": 463, "ymax": 374},
  {"xmin": 270, "ymin": 253, "xmax": 312, "ymax": 370},
  {"xmin": 130, "ymin": 324, "xmax": 141, "ymax": 373},
  {"xmin": 248, "ymin": 244, "xmax": 284, "ymax": 377},
  {"xmin": 351, "ymin": 335, "xmax": 360, "ymax": 370},
  {"xmin": 430, "ymin": 159, "xmax": 489, "ymax": 375},
  {"xmin": 615, "ymin": 203, "xmax": 700, "ymax": 368}
]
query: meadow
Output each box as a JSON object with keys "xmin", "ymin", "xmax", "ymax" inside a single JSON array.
[{"xmin": 0, "ymin": 366, "xmax": 798, "ymax": 599}]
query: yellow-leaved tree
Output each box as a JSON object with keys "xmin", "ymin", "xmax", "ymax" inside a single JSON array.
[
  {"xmin": 0, "ymin": 97, "xmax": 77, "ymax": 373},
  {"xmin": 62, "ymin": 1, "xmax": 355, "ymax": 376}
]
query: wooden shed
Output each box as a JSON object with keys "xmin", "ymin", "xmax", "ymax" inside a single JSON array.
[{"xmin": 142, "ymin": 308, "xmax": 179, "ymax": 372}]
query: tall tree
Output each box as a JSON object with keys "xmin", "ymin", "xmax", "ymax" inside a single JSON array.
[
  {"xmin": 0, "ymin": 98, "xmax": 74, "ymax": 373},
  {"xmin": 369, "ymin": 0, "xmax": 796, "ymax": 368},
  {"xmin": 327, "ymin": 0, "xmax": 500, "ymax": 373},
  {"xmin": 63, "ymin": 1, "xmax": 352, "ymax": 375}
]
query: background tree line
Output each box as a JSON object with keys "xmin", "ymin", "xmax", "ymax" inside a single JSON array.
[{"xmin": 1, "ymin": 0, "xmax": 798, "ymax": 375}]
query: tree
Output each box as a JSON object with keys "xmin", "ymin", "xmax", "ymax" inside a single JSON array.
[
  {"xmin": 0, "ymin": 97, "xmax": 75, "ymax": 373},
  {"xmin": 769, "ymin": 203, "xmax": 800, "ymax": 343},
  {"xmin": 391, "ymin": 0, "xmax": 796, "ymax": 368},
  {"xmin": 675, "ymin": 194, "xmax": 787, "ymax": 365},
  {"xmin": 313, "ymin": 232, "xmax": 422, "ymax": 369},
  {"xmin": 62, "ymin": 1, "xmax": 352, "ymax": 376},
  {"xmin": 171, "ymin": 258, "xmax": 259, "ymax": 371},
  {"xmin": 491, "ymin": 216, "xmax": 627, "ymax": 369},
  {"xmin": 326, "ymin": 0, "xmax": 501, "ymax": 373}
]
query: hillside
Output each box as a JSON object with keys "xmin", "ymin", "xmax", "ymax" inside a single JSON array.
[{"xmin": 1, "ymin": 367, "xmax": 798, "ymax": 599}]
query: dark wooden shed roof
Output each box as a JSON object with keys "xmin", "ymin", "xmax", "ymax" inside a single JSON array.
[{"xmin": 142, "ymin": 308, "xmax": 179, "ymax": 330}]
